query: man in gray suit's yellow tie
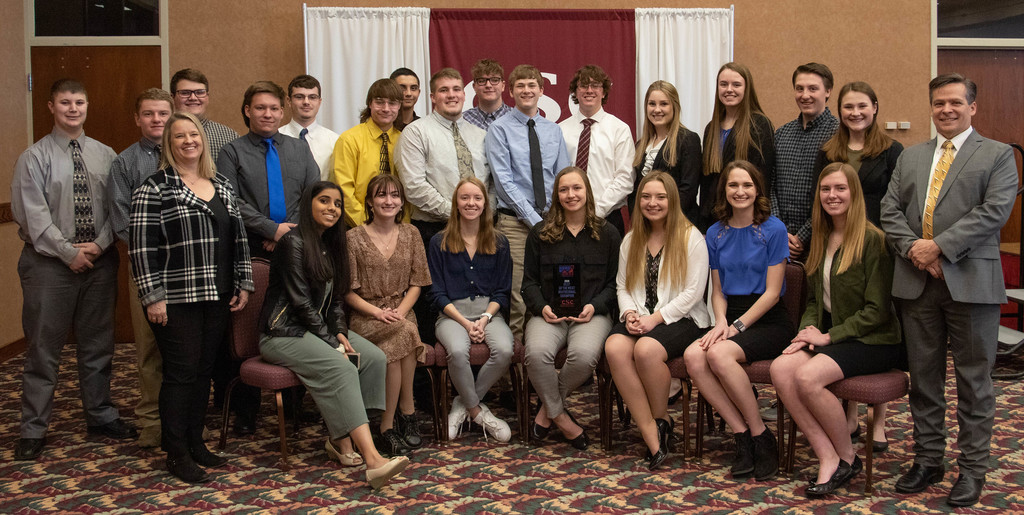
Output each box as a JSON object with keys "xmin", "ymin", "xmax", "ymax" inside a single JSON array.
[{"xmin": 881, "ymin": 73, "xmax": 1017, "ymax": 507}]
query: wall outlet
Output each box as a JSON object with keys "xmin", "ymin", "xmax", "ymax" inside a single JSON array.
[
  {"xmin": 898, "ymin": 121, "xmax": 911, "ymax": 130},
  {"xmin": 885, "ymin": 121, "xmax": 898, "ymax": 130}
]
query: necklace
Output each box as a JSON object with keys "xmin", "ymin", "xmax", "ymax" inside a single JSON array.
[
  {"xmin": 566, "ymin": 222, "xmax": 585, "ymax": 234},
  {"xmin": 368, "ymin": 224, "xmax": 398, "ymax": 253}
]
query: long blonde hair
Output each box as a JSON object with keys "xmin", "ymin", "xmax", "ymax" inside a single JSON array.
[
  {"xmin": 625, "ymin": 171, "xmax": 693, "ymax": 291},
  {"xmin": 538, "ymin": 167, "xmax": 604, "ymax": 243},
  {"xmin": 440, "ymin": 177, "xmax": 497, "ymax": 255},
  {"xmin": 805, "ymin": 162, "xmax": 884, "ymax": 275},
  {"xmin": 633, "ymin": 81, "xmax": 685, "ymax": 168},
  {"xmin": 702, "ymin": 62, "xmax": 769, "ymax": 177}
]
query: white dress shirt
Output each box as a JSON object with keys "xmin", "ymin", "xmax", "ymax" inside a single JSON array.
[
  {"xmin": 395, "ymin": 111, "xmax": 489, "ymax": 222},
  {"xmin": 280, "ymin": 119, "xmax": 340, "ymax": 181},
  {"xmin": 559, "ymin": 108, "xmax": 635, "ymax": 218}
]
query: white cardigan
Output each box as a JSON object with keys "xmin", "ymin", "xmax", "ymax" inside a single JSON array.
[{"xmin": 616, "ymin": 226, "xmax": 711, "ymax": 328}]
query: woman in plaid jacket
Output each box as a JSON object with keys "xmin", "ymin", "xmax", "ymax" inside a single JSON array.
[{"xmin": 129, "ymin": 112, "xmax": 253, "ymax": 484}]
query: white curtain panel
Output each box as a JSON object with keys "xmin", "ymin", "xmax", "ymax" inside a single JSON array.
[
  {"xmin": 304, "ymin": 6, "xmax": 430, "ymax": 133},
  {"xmin": 634, "ymin": 8, "xmax": 733, "ymax": 136}
]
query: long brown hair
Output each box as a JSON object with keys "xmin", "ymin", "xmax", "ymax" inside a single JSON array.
[
  {"xmin": 440, "ymin": 177, "xmax": 497, "ymax": 255},
  {"xmin": 633, "ymin": 81, "xmax": 685, "ymax": 168},
  {"xmin": 712, "ymin": 160, "xmax": 771, "ymax": 224},
  {"xmin": 805, "ymin": 162, "xmax": 884, "ymax": 276},
  {"xmin": 702, "ymin": 62, "xmax": 769, "ymax": 177},
  {"xmin": 538, "ymin": 167, "xmax": 604, "ymax": 243},
  {"xmin": 821, "ymin": 81, "xmax": 894, "ymax": 161},
  {"xmin": 625, "ymin": 171, "xmax": 693, "ymax": 292}
]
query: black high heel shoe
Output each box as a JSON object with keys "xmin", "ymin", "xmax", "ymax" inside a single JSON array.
[
  {"xmin": 565, "ymin": 410, "xmax": 589, "ymax": 450},
  {"xmin": 805, "ymin": 459, "xmax": 855, "ymax": 498},
  {"xmin": 648, "ymin": 445, "xmax": 668, "ymax": 470}
]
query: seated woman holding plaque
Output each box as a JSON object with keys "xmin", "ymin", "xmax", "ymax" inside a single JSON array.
[
  {"xmin": 522, "ymin": 167, "xmax": 621, "ymax": 450},
  {"xmin": 604, "ymin": 171, "xmax": 710, "ymax": 470}
]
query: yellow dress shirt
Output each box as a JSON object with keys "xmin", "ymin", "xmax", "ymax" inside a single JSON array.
[{"xmin": 331, "ymin": 119, "xmax": 402, "ymax": 227}]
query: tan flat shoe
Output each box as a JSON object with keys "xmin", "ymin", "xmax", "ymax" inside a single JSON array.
[
  {"xmin": 366, "ymin": 456, "xmax": 410, "ymax": 489},
  {"xmin": 324, "ymin": 440, "xmax": 364, "ymax": 466}
]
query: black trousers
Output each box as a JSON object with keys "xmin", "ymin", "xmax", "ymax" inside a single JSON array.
[{"xmin": 150, "ymin": 299, "xmax": 229, "ymax": 457}]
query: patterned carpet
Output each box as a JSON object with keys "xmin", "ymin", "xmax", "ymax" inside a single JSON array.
[{"xmin": 2, "ymin": 344, "xmax": 1024, "ymax": 514}]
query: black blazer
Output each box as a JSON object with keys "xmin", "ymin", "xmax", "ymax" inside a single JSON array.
[
  {"xmin": 260, "ymin": 230, "xmax": 348, "ymax": 347},
  {"xmin": 628, "ymin": 126, "xmax": 702, "ymax": 225},
  {"xmin": 814, "ymin": 140, "xmax": 903, "ymax": 226},
  {"xmin": 698, "ymin": 112, "xmax": 775, "ymax": 233}
]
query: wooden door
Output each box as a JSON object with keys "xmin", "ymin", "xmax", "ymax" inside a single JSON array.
[
  {"xmin": 30, "ymin": 45, "xmax": 162, "ymax": 343},
  {"xmin": 938, "ymin": 49, "xmax": 1024, "ymax": 246}
]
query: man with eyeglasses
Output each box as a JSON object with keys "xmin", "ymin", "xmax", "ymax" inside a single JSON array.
[
  {"xmin": 559, "ymin": 64, "xmax": 634, "ymax": 234},
  {"xmin": 279, "ymin": 74, "xmax": 340, "ymax": 181},
  {"xmin": 463, "ymin": 59, "xmax": 513, "ymax": 131},
  {"xmin": 170, "ymin": 68, "xmax": 238, "ymax": 164},
  {"xmin": 332, "ymin": 78, "xmax": 404, "ymax": 227}
]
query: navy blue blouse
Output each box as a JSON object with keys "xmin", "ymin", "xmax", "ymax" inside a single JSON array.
[{"xmin": 427, "ymin": 232, "xmax": 512, "ymax": 311}]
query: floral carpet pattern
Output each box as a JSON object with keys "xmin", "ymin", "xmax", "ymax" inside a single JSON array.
[{"xmin": 2, "ymin": 344, "xmax": 1024, "ymax": 514}]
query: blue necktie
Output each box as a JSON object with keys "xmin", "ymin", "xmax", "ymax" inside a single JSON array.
[
  {"xmin": 299, "ymin": 128, "xmax": 308, "ymax": 141},
  {"xmin": 264, "ymin": 137, "xmax": 286, "ymax": 223}
]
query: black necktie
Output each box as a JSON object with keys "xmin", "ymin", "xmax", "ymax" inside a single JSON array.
[{"xmin": 527, "ymin": 118, "xmax": 545, "ymax": 211}]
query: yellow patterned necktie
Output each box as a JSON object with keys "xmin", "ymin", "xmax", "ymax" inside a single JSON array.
[{"xmin": 922, "ymin": 140, "xmax": 954, "ymax": 239}]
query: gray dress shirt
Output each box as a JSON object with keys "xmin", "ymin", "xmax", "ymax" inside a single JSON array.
[
  {"xmin": 217, "ymin": 131, "xmax": 320, "ymax": 242},
  {"xmin": 108, "ymin": 137, "xmax": 161, "ymax": 243},
  {"xmin": 11, "ymin": 128, "xmax": 116, "ymax": 264},
  {"xmin": 395, "ymin": 111, "xmax": 490, "ymax": 222}
]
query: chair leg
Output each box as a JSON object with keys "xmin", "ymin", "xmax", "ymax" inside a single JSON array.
[
  {"xmin": 864, "ymin": 402, "xmax": 876, "ymax": 495},
  {"xmin": 695, "ymin": 393, "xmax": 705, "ymax": 461},
  {"xmin": 439, "ymin": 369, "xmax": 450, "ymax": 446},
  {"xmin": 290, "ymin": 386, "xmax": 302, "ymax": 438},
  {"xmin": 776, "ymin": 399, "xmax": 786, "ymax": 471},
  {"xmin": 597, "ymin": 371, "xmax": 613, "ymax": 451},
  {"xmin": 786, "ymin": 406, "xmax": 798, "ymax": 473},
  {"xmin": 425, "ymin": 367, "xmax": 441, "ymax": 444},
  {"xmin": 275, "ymin": 390, "xmax": 290, "ymax": 471},
  {"xmin": 522, "ymin": 366, "xmax": 532, "ymax": 445},
  {"xmin": 219, "ymin": 377, "xmax": 240, "ymax": 450},
  {"xmin": 681, "ymin": 380, "xmax": 692, "ymax": 460},
  {"xmin": 509, "ymin": 364, "xmax": 527, "ymax": 443}
]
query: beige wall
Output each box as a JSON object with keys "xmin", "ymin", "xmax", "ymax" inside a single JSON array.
[
  {"xmin": 168, "ymin": 0, "xmax": 933, "ymax": 145},
  {"xmin": 2, "ymin": 0, "xmax": 934, "ymax": 350},
  {"xmin": 1, "ymin": 2, "xmax": 26, "ymax": 348}
]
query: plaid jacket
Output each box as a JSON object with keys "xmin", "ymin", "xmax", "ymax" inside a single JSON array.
[{"xmin": 129, "ymin": 167, "xmax": 254, "ymax": 306}]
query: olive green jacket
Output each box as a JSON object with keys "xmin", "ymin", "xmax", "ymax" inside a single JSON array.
[{"xmin": 799, "ymin": 229, "xmax": 901, "ymax": 345}]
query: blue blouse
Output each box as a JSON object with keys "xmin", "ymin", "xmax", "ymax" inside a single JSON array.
[
  {"xmin": 707, "ymin": 215, "xmax": 788, "ymax": 297},
  {"xmin": 427, "ymin": 232, "xmax": 512, "ymax": 311}
]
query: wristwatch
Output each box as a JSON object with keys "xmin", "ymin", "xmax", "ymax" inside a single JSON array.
[
  {"xmin": 480, "ymin": 312, "xmax": 493, "ymax": 321},
  {"xmin": 732, "ymin": 318, "xmax": 746, "ymax": 332}
]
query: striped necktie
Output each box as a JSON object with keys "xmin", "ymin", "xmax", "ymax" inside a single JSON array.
[
  {"xmin": 922, "ymin": 140, "xmax": 954, "ymax": 240},
  {"xmin": 575, "ymin": 118, "xmax": 595, "ymax": 171},
  {"xmin": 379, "ymin": 133, "xmax": 392, "ymax": 174}
]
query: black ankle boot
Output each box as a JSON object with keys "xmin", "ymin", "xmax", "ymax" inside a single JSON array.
[
  {"xmin": 752, "ymin": 428, "xmax": 779, "ymax": 481},
  {"xmin": 731, "ymin": 430, "xmax": 754, "ymax": 477},
  {"xmin": 189, "ymin": 443, "xmax": 228, "ymax": 468},
  {"xmin": 166, "ymin": 455, "xmax": 210, "ymax": 483},
  {"xmin": 396, "ymin": 412, "xmax": 423, "ymax": 449}
]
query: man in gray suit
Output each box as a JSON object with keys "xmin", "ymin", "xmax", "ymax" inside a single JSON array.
[{"xmin": 881, "ymin": 73, "xmax": 1017, "ymax": 507}]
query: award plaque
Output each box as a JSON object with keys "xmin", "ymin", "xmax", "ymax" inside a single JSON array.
[{"xmin": 551, "ymin": 263, "xmax": 582, "ymax": 318}]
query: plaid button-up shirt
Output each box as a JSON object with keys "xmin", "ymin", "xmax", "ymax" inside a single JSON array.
[{"xmin": 770, "ymin": 108, "xmax": 838, "ymax": 244}]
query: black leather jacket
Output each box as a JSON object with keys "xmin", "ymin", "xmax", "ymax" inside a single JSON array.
[{"xmin": 259, "ymin": 230, "xmax": 347, "ymax": 347}]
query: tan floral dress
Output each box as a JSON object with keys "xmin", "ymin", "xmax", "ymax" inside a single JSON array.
[{"xmin": 347, "ymin": 223, "xmax": 431, "ymax": 363}]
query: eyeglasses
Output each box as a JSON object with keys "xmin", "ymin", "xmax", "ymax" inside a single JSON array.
[
  {"xmin": 175, "ymin": 89, "xmax": 208, "ymax": 99},
  {"xmin": 474, "ymin": 77, "xmax": 503, "ymax": 86},
  {"xmin": 371, "ymin": 98, "xmax": 400, "ymax": 108},
  {"xmin": 578, "ymin": 82, "xmax": 604, "ymax": 91},
  {"xmin": 291, "ymin": 94, "xmax": 320, "ymax": 101}
]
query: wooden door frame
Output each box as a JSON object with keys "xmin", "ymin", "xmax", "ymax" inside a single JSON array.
[{"xmin": 21, "ymin": 0, "xmax": 169, "ymax": 147}]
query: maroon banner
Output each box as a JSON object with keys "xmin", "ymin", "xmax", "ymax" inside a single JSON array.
[{"xmin": 429, "ymin": 9, "xmax": 637, "ymax": 136}]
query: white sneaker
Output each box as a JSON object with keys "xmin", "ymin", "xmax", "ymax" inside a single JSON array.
[
  {"xmin": 473, "ymin": 404, "xmax": 511, "ymax": 443},
  {"xmin": 448, "ymin": 396, "xmax": 468, "ymax": 440}
]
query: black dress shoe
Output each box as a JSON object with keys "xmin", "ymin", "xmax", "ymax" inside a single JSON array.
[
  {"xmin": 895, "ymin": 463, "xmax": 944, "ymax": 493},
  {"xmin": 531, "ymin": 422, "xmax": 551, "ymax": 441},
  {"xmin": 872, "ymin": 440, "xmax": 889, "ymax": 453},
  {"xmin": 647, "ymin": 445, "xmax": 668, "ymax": 470},
  {"xmin": 806, "ymin": 459, "xmax": 854, "ymax": 498},
  {"xmin": 190, "ymin": 444, "xmax": 228, "ymax": 467},
  {"xmin": 567, "ymin": 429, "xmax": 589, "ymax": 450},
  {"xmin": 850, "ymin": 455, "xmax": 862, "ymax": 477},
  {"xmin": 947, "ymin": 474, "xmax": 984, "ymax": 507},
  {"xmin": 167, "ymin": 456, "xmax": 210, "ymax": 483},
  {"xmin": 87, "ymin": 419, "xmax": 139, "ymax": 440},
  {"xmin": 14, "ymin": 437, "xmax": 46, "ymax": 460}
]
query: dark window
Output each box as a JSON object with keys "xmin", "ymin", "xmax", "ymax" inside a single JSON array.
[
  {"xmin": 36, "ymin": 0, "xmax": 159, "ymax": 37},
  {"xmin": 938, "ymin": 0, "xmax": 1024, "ymax": 38}
]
